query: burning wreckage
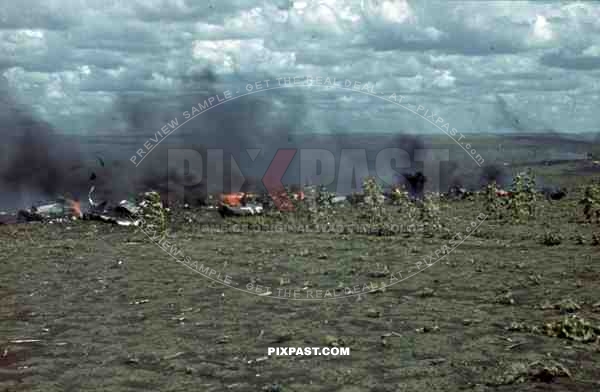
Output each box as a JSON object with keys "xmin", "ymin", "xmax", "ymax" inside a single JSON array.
[
  {"xmin": 4, "ymin": 187, "xmax": 166, "ymax": 227},
  {"xmin": 5, "ymin": 187, "xmax": 270, "ymax": 226},
  {"xmin": 3, "ymin": 168, "xmax": 563, "ymax": 226},
  {"xmin": 16, "ymin": 197, "xmax": 82, "ymax": 223}
]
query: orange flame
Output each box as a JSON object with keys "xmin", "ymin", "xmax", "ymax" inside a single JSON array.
[
  {"xmin": 219, "ymin": 193, "xmax": 245, "ymax": 207},
  {"xmin": 66, "ymin": 199, "xmax": 82, "ymax": 218}
]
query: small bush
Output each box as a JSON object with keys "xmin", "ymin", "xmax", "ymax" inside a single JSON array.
[
  {"xmin": 544, "ymin": 315, "xmax": 600, "ymax": 343},
  {"xmin": 420, "ymin": 194, "xmax": 442, "ymax": 236},
  {"xmin": 508, "ymin": 170, "xmax": 537, "ymax": 222},
  {"xmin": 580, "ymin": 184, "xmax": 600, "ymax": 223},
  {"xmin": 485, "ymin": 181, "xmax": 505, "ymax": 219},
  {"xmin": 139, "ymin": 191, "xmax": 167, "ymax": 236},
  {"xmin": 361, "ymin": 176, "xmax": 385, "ymax": 226},
  {"xmin": 542, "ymin": 231, "xmax": 562, "ymax": 246}
]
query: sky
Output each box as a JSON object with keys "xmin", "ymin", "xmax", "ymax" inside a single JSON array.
[{"xmin": 1, "ymin": 0, "xmax": 600, "ymax": 135}]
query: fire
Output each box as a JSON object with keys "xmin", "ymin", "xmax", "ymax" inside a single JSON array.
[
  {"xmin": 496, "ymin": 190, "xmax": 512, "ymax": 198},
  {"xmin": 66, "ymin": 199, "xmax": 82, "ymax": 218},
  {"xmin": 219, "ymin": 192, "xmax": 246, "ymax": 207},
  {"xmin": 291, "ymin": 191, "xmax": 305, "ymax": 201}
]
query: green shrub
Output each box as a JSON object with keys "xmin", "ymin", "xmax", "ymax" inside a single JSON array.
[
  {"xmin": 542, "ymin": 231, "xmax": 562, "ymax": 246},
  {"xmin": 508, "ymin": 170, "xmax": 537, "ymax": 223},
  {"xmin": 420, "ymin": 194, "xmax": 442, "ymax": 236},
  {"xmin": 139, "ymin": 191, "xmax": 167, "ymax": 236},
  {"xmin": 580, "ymin": 184, "xmax": 600, "ymax": 223},
  {"xmin": 485, "ymin": 181, "xmax": 504, "ymax": 219}
]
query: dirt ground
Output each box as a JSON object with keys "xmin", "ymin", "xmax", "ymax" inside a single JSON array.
[{"xmin": 1, "ymin": 171, "xmax": 600, "ymax": 391}]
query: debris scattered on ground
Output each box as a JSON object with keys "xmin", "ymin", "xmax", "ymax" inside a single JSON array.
[
  {"xmin": 9, "ymin": 339, "xmax": 42, "ymax": 344},
  {"xmin": 162, "ymin": 351, "xmax": 185, "ymax": 360},
  {"xmin": 366, "ymin": 308, "xmax": 382, "ymax": 318},
  {"xmin": 506, "ymin": 342, "xmax": 526, "ymax": 350},
  {"xmin": 86, "ymin": 187, "xmax": 166, "ymax": 229},
  {"xmin": 416, "ymin": 287, "xmax": 436, "ymax": 297},
  {"xmin": 446, "ymin": 185, "xmax": 473, "ymax": 200},
  {"xmin": 217, "ymin": 192, "xmax": 264, "ymax": 217},
  {"xmin": 248, "ymin": 356, "xmax": 268, "ymax": 365},
  {"xmin": 495, "ymin": 291, "xmax": 515, "ymax": 305},
  {"xmin": 261, "ymin": 383, "xmax": 282, "ymax": 392},
  {"xmin": 505, "ymin": 322, "xmax": 540, "ymax": 334},
  {"xmin": 381, "ymin": 331, "xmax": 403, "ymax": 338},
  {"xmin": 129, "ymin": 299, "xmax": 150, "ymax": 305},
  {"xmin": 380, "ymin": 331, "xmax": 402, "ymax": 346},
  {"xmin": 324, "ymin": 335, "xmax": 347, "ymax": 347},
  {"xmin": 415, "ymin": 325, "xmax": 440, "ymax": 333},
  {"xmin": 17, "ymin": 197, "xmax": 82, "ymax": 223}
]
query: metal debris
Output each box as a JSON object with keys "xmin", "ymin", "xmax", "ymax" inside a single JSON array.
[
  {"xmin": 9, "ymin": 339, "xmax": 42, "ymax": 344},
  {"xmin": 17, "ymin": 197, "xmax": 82, "ymax": 222}
]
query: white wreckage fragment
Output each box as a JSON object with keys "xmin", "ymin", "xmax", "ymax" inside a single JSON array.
[{"xmin": 86, "ymin": 186, "xmax": 143, "ymax": 226}]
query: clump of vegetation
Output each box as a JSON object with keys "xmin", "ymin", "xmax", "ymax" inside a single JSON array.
[
  {"xmin": 296, "ymin": 184, "xmax": 337, "ymax": 226},
  {"xmin": 317, "ymin": 185, "xmax": 335, "ymax": 209},
  {"xmin": 301, "ymin": 184, "xmax": 318, "ymax": 214},
  {"xmin": 495, "ymin": 291, "xmax": 515, "ymax": 305},
  {"xmin": 580, "ymin": 184, "xmax": 600, "ymax": 223},
  {"xmin": 391, "ymin": 184, "xmax": 421, "ymax": 234},
  {"xmin": 508, "ymin": 170, "xmax": 537, "ymax": 222},
  {"xmin": 506, "ymin": 321, "xmax": 540, "ymax": 334},
  {"xmin": 347, "ymin": 191, "xmax": 363, "ymax": 206},
  {"xmin": 542, "ymin": 231, "xmax": 562, "ymax": 246},
  {"xmin": 543, "ymin": 315, "xmax": 600, "ymax": 343},
  {"xmin": 362, "ymin": 177, "xmax": 384, "ymax": 210},
  {"xmin": 324, "ymin": 335, "xmax": 348, "ymax": 347},
  {"xmin": 553, "ymin": 298, "xmax": 581, "ymax": 313},
  {"xmin": 360, "ymin": 176, "xmax": 387, "ymax": 230},
  {"xmin": 420, "ymin": 194, "xmax": 443, "ymax": 236},
  {"xmin": 592, "ymin": 232, "xmax": 600, "ymax": 245},
  {"xmin": 139, "ymin": 191, "xmax": 167, "ymax": 236},
  {"xmin": 493, "ymin": 361, "xmax": 571, "ymax": 385},
  {"xmin": 485, "ymin": 181, "xmax": 504, "ymax": 219},
  {"xmin": 390, "ymin": 185, "xmax": 410, "ymax": 207}
]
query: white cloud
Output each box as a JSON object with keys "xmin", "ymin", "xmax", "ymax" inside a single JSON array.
[
  {"xmin": 582, "ymin": 45, "xmax": 600, "ymax": 57},
  {"xmin": 530, "ymin": 14, "xmax": 554, "ymax": 43},
  {"xmin": 1, "ymin": 0, "xmax": 600, "ymax": 134},
  {"xmin": 430, "ymin": 70, "xmax": 455, "ymax": 89}
]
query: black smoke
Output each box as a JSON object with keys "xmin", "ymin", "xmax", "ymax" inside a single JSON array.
[
  {"xmin": 0, "ymin": 81, "xmax": 89, "ymax": 207},
  {"xmin": 401, "ymin": 171, "xmax": 427, "ymax": 198},
  {"xmin": 479, "ymin": 163, "xmax": 509, "ymax": 187},
  {"xmin": 0, "ymin": 69, "xmax": 453, "ymax": 209}
]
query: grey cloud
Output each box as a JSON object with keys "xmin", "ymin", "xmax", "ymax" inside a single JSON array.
[
  {"xmin": 0, "ymin": 1, "xmax": 74, "ymax": 30},
  {"xmin": 132, "ymin": 0, "xmax": 258, "ymax": 23},
  {"xmin": 1, "ymin": 0, "xmax": 600, "ymax": 138},
  {"xmin": 540, "ymin": 49, "xmax": 600, "ymax": 70}
]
